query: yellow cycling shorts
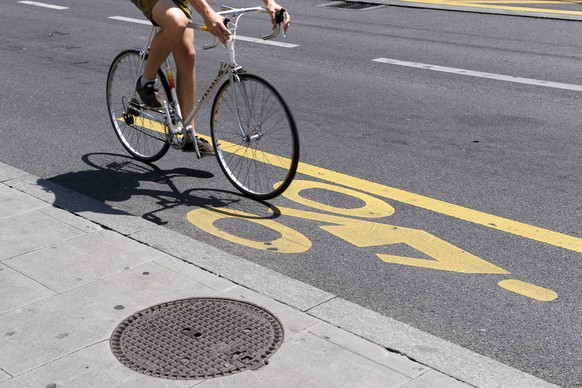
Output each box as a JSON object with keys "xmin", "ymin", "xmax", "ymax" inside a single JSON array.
[{"xmin": 130, "ymin": 0, "xmax": 193, "ymax": 24}]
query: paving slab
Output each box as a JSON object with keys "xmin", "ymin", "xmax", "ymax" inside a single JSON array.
[
  {"xmin": 0, "ymin": 341, "xmax": 199, "ymax": 388},
  {"xmin": 0, "ymin": 188, "xmax": 48, "ymax": 219},
  {"xmin": 0, "ymin": 163, "xmax": 29, "ymax": 182},
  {"xmin": 308, "ymin": 297, "xmax": 557, "ymax": 388},
  {"xmin": 153, "ymin": 255, "xmax": 237, "ymax": 292},
  {"xmin": 0, "ymin": 263, "xmax": 218, "ymax": 376},
  {"xmin": 0, "ymin": 184, "xmax": 11, "ymax": 196},
  {"xmin": 197, "ymin": 330, "xmax": 412, "ymax": 388},
  {"xmin": 0, "ymin": 370, "xmax": 9, "ymax": 384},
  {"xmin": 130, "ymin": 226, "xmax": 335, "ymax": 311},
  {"xmin": 221, "ymin": 285, "xmax": 323, "ymax": 342},
  {"xmin": 38, "ymin": 206, "xmax": 102, "ymax": 234},
  {"xmin": 5, "ymin": 175, "xmax": 152, "ymax": 236},
  {"xmin": 0, "ymin": 210, "xmax": 87, "ymax": 261},
  {"xmin": 308, "ymin": 322, "xmax": 429, "ymax": 379},
  {"xmin": 0, "ymin": 263, "xmax": 55, "ymax": 315},
  {"xmin": 402, "ymin": 369, "xmax": 473, "ymax": 387},
  {"xmin": 4, "ymin": 230, "xmax": 169, "ymax": 292}
]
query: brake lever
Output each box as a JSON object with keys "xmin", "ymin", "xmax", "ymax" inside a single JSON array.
[
  {"xmin": 275, "ymin": 8, "xmax": 287, "ymax": 25},
  {"xmin": 262, "ymin": 8, "xmax": 287, "ymax": 40},
  {"xmin": 201, "ymin": 17, "xmax": 232, "ymax": 50}
]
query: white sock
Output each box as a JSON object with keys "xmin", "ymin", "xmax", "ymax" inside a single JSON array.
[{"xmin": 140, "ymin": 76, "xmax": 155, "ymax": 87}]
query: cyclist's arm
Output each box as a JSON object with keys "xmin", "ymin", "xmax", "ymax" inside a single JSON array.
[
  {"xmin": 263, "ymin": 0, "xmax": 290, "ymax": 32},
  {"xmin": 188, "ymin": 0, "xmax": 231, "ymax": 42}
]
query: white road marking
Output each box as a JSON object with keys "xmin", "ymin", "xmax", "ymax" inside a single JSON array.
[
  {"xmin": 109, "ymin": 16, "xmax": 151, "ymax": 25},
  {"xmin": 110, "ymin": 16, "xmax": 299, "ymax": 48},
  {"xmin": 18, "ymin": 1, "xmax": 68, "ymax": 10},
  {"xmin": 373, "ymin": 58, "xmax": 582, "ymax": 92},
  {"xmin": 235, "ymin": 35, "xmax": 299, "ymax": 48}
]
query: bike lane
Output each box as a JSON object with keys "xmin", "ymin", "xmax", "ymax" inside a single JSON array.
[{"xmin": 186, "ymin": 155, "xmax": 581, "ymax": 302}]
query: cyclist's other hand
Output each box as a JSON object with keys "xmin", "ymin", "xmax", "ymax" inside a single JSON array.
[
  {"xmin": 264, "ymin": 0, "xmax": 290, "ymax": 33},
  {"xmin": 203, "ymin": 10, "xmax": 231, "ymax": 44}
]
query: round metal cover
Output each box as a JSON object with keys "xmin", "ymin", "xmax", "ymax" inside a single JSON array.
[{"xmin": 110, "ymin": 298, "xmax": 284, "ymax": 380}]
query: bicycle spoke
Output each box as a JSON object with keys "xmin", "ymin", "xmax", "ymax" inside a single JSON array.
[
  {"xmin": 106, "ymin": 50, "xmax": 170, "ymax": 162},
  {"xmin": 211, "ymin": 73, "xmax": 299, "ymax": 200}
]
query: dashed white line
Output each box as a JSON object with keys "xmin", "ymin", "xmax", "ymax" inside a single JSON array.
[
  {"xmin": 234, "ymin": 36, "xmax": 299, "ymax": 48},
  {"xmin": 18, "ymin": 1, "xmax": 68, "ymax": 10},
  {"xmin": 110, "ymin": 15, "xmax": 299, "ymax": 48},
  {"xmin": 109, "ymin": 16, "xmax": 151, "ymax": 25},
  {"xmin": 373, "ymin": 58, "xmax": 582, "ymax": 92}
]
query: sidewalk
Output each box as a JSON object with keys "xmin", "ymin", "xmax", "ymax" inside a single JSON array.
[{"xmin": 0, "ymin": 162, "xmax": 556, "ymax": 388}]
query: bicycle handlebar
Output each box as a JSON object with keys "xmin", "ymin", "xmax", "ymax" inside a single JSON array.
[{"xmin": 187, "ymin": 6, "xmax": 287, "ymax": 50}]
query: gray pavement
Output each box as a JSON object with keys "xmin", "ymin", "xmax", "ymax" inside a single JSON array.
[{"xmin": 0, "ymin": 162, "xmax": 557, "ymax": 388}]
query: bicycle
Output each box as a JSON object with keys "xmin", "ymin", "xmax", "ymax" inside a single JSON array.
[{"xmin": 106, "ymin": 6, "xmax": 299, "ymax": 200}]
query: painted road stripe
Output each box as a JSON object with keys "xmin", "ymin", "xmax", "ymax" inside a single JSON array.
[
  {"xmin": 109, "ymin": 16, "xmax": 151, "ymax": 25},
  {"xmin": 110, "ymin": 16, "xmax": 298, "ymax": 48},
  {"xmin": 204, "ymin": 136, "xmax": 582, "ymax": 253},
  {"xmin": 235, "ymin": 35, "xmax": 299, "ymax": 48},
  {"xmin": 120, "ymin": 120, "xmax": 582, "ymax": 254},
  {"xmin": 460, "ymin": 1, "xmax": 575, "ymax": 3},
  {"xmin": 292, "ymin": 161, "xmax": 582, "ymax": 254},
  {"xmin": 401, "ymin": 0, "xmax": 582, "ymax": 16},
  {"xmin": 18, "ymin": 0, "xmax": 68, "ymax": 9},
  {"xmin": 373, "ymin": 58, "xmax": 582, "ymax": 92}
]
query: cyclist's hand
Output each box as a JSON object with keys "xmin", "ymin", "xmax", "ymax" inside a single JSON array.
[
  {"xmin": 264, "ymin": 0, "xmax": 290, "ymax": 33},
  {"xmin": 202, "ymin": 10, "xmax": 231, "ymax": 44}
]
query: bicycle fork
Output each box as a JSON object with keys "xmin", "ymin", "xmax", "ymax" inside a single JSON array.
[{"xmin": 229, "ymin": 72, "xmax": 262, "ymax": 143}]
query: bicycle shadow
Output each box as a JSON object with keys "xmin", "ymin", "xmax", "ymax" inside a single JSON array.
[{"xmin": 46, "ymin": 152, "xmax": 277, "ymax": 225}]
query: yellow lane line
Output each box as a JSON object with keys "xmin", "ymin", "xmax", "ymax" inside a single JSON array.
[
  {"xmin": 293, "ymin": 161, "xmax": 582, "ymax": 254},
  {"xmin": 498, "ymin": 279, "xmax": 558, "ymax": 301},
  {"xmin": 402, "ymin": 0, "xmax": 582, "ymax": 15},
  {"xmin": 118, "ymin": 116, "xmax": 167, "ymax": 133},
  {"xmin": 125, "ymin": 117, "xmax": 582, "ymax": 254},
  {"xmin": 459, "ymin": 0, "xmax": 578, "ymax": 3}
]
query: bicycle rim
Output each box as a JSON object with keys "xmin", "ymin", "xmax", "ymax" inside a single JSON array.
[
  {"xmin": 211, "ymin": 73, "xmax": 299, "ymax": 200},
  {"xmin": 106, "ymin": 49, "xmax": 170, "ymax": 162}
]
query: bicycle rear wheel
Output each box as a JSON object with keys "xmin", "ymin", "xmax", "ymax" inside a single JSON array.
[
  {"xmin": 210, "ymin": 73, "xmax": 299, "ymax": 200},
  {"xmin": 106, "ymin": 49, "xmax": 171, "ymax": 162}
]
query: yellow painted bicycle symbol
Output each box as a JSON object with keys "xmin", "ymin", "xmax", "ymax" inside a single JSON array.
[{"xmin": 187, "ymin": 179, "xmax": 559, "ymax": 302}]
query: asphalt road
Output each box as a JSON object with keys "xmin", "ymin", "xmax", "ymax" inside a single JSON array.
[{"xmin": 1, "ymin": 0, "xmax": 581, "ymax": 386}]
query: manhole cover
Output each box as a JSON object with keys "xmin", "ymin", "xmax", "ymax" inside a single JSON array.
[
  {"xmin": 321, "ymin": 1, "xmax": 385, "ymax": 10},
  {"xmin": 110, "ymin": 298, "xmax": 284, "ymax": 380}
]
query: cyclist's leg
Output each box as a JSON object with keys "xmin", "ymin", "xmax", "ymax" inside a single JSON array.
[
  {"xmin": 144, "ymin": 0, "xmax": 190, "ymax": 82},
  {"xmin": 148, "ymin": 0, "xmax": 213, "ymax": 155},
  {"xmin": 172, "ymin": 26, "xmax": 196, "ymax": 127},
  {"xmin": 170, "ymin": 22, "xmax": 215, "ymax": 154}
]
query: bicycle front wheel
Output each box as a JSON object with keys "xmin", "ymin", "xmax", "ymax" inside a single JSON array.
[
  {"xmin": 211, "ymin": 73, "xmax": 299, "ymax": 200},
  {"xmin": 106, "ymin": 49, "xmax": 171, "ymax": 162}
]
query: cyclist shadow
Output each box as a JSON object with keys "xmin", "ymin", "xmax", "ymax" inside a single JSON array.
[{"xmin": 47, "ymin": 152, "xmax": 276, "ymax": 225}]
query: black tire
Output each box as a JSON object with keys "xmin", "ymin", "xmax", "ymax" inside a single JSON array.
[
  {"xmin": 106, "ymin": 49, "xmax": 171, "ymax": 162},
  {"xmin": 210, "ymin": 73, "xmax": 299, "ymax": 200}
]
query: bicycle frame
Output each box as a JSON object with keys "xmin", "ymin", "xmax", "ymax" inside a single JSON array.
[
  {"xmin": 134, "ymin": 6, "xmax": 284, "ymax": 156},
  {"xmin": 107, "ymin": 5, "xmax": 297, "ymax": 199}
]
